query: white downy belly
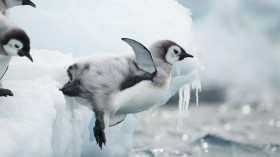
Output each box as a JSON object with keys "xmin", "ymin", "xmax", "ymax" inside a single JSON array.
[{"xmin": 112, "ymin": 77, "xmax": 171, "ymax": 114}]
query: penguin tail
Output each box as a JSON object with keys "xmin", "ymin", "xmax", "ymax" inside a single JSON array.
[{"xmin": 60, "ymin": 80, "xmax": 81, "ymax": 97}]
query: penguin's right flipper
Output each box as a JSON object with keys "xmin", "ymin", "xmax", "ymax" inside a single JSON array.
[
  {"xmin": 0, "ymin": 88, "xmax": 13, "ymax": 97},
  {"xmin": 109, "ymin": 114, "xmax": 127, "ymax": 127},
  {"xmin": 122, "ymin": 38, "xmax": 156, "ymax": 74}
]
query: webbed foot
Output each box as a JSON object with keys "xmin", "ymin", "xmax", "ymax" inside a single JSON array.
[{"xmin": 94, "ymin": 125, "xmax": 106, "ymax": 149}]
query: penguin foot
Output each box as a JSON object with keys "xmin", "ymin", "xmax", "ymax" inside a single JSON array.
[
  {"xmin": 94, "ymin": 126, "xmax": 106, "ymax": 149},
  {"xmin": 0, "ymin": 88, "xmax": 14, "ymax": 97}
]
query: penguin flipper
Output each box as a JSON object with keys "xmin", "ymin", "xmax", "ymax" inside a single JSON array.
[
  {"xmin": 0, "ymin": 66, "xmax": 9, "ymax": 80},
  {"xmin": 122, "ymin": 38, "xmax": 156, "ymax": 74},
  {"xmin": 109, "ymin": 113, "xmax": 127, "ymax": 127}
]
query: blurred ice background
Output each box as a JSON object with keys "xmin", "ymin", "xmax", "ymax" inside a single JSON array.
[
  {"xmin": 0, "ymin": 0, "xmax": 279, "ymax": 157},
  {"xmin": 180, "ymin": 0, "xmax": 280, "ymax": 105}
]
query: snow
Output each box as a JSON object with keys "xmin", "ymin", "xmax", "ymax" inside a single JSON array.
[
  {"xmin": 0, "ymin": 79, "xmax": 61, "ymax": 157},
  {"xmin": 0, "ymin": 0, "xmax": 202, "ymax": 156}
]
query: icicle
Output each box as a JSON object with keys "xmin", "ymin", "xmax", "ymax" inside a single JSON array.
[
  {"xmin": 177, "ymin": 84, "xmax": 190, "ymax": 130},
  {"xmin": 178, "ymin": 87, "xmax": 183, "ymax": 129},
  {"xmin": 183, "ymin": 84, "xmax": 191, "ymax": 110},
  {"xmin": 191, "ymin": 70, "xmax": 202, "ymax": 106},
  {"xmin": 177, "ymin": 69, "xmax": 202, "ymax": 129}
]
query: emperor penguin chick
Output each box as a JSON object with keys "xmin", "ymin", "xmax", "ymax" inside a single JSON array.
[
  {"xmin": 60, "ymin": 38, "xmax": 193, "ymax": 149},
  {"xmin": 0, "ymin": 14, "xmax": 33, "ymax": 97},
  {"xmin": 1, "ymin": 0, "xmax": 36, "ymax": 13}
]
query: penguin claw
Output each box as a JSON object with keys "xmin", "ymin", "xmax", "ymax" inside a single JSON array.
[
  {"xmin": 0, "ymin": 89, "xmax": 14, "ymax": 97},
  {"xmin": 94, "ymin": 126, "xmax": 106, "ymax": 149}
]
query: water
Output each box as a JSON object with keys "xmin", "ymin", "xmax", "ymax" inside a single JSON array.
[{"xmin": 131, "ymin": 103, "xmax": 280, "ymax": 157}]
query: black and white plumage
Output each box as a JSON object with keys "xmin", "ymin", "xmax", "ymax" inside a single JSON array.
[
  {"xmin": 0, "ymin": 0, "xmax": 36, "ymax": 13},
  {"xmin": 60, "ymin": 38, "xmax": 193, "ymax": 149},
  {"xmin": 0, "ymin": 14, "xmax": 33, "ymax": 97}
]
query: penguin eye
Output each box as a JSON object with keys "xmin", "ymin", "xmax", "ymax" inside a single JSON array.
[
  {"xmin": 15, "ymin": 44, "xmax": 19, "ymax": 48},
  {"xmin": 174, "ymin": 49, "xmax": 179, "ymax": 55}
]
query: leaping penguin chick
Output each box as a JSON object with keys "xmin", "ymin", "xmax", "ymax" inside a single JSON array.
[
  {"xmin": 60, "ymin": 38, "xmax": 194, "ymax": 149},
  {"xmin": 0, "ymin": 14, "xmax": 33, "ymax": 97},
  {"xmin": 0, "ymin": 0, "xmax": 36, "ymax": 13}
]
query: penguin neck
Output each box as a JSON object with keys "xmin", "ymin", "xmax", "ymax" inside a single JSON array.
[
  {"xmin": 154, "ymin": 58, "xmax": 173, "ymax": 75},
  {"xmin": 152, "ymin": 58, "xmax": 173, "ymax": 87}
]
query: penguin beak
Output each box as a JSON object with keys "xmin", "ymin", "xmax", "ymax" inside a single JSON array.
[
  {"xmin": 23, "ymin": 0, "xmax": 36, "ymax": 8},
  {"xmin": 24, "ymin": 52, "xmax": 33, "ymax": 62},
  {"xmin": 179, "ymin": 51, "xmax": 193, "ymax": 61}
]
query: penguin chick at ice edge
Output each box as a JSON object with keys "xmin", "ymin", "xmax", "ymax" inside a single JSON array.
[
  {"xmin": 0, "ymin": 0, "xmax": 36, "ymax": 13},
  {"xmin": 60, "ymin": 38, "xmax": 194, "ymax": 149},
  {"xmin": 0, "ymin": 14, "xmax": 33, "ymax": 97}
]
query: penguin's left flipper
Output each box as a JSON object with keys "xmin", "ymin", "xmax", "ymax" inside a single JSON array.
[
  {"xmin": 109, "ymin": 114, "xmax": 127, "ymax": 127},
  {"xmin": 122, "ymin": 38, "xmax": 156, "ymax": 74},
  {"xmin": 0, "ymin": 88, "xmax": 13, "ymax": 97}
]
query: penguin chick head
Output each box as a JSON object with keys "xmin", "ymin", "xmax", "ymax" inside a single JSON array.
[
  {"xmin": 150, "ymin": 40, "xmax": 193, "ymax": 65},
  {"xmin": 1, "ymin": 29, "xmax": 33, "ymax": 62},
  {"xmin": 4, "ymin": 0, "xmax": 36, "ymax": 8}
]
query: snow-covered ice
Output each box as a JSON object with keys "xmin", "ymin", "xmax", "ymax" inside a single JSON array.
[{"xmin": 9, "ymin": 0, "xmax": 194, "ymax": 56}]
